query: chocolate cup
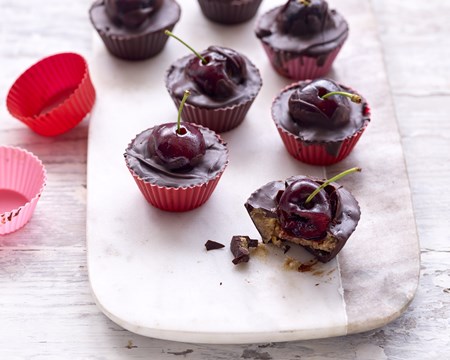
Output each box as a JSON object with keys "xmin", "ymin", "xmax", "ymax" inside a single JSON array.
[
  {"xmin": 244, "ymin": 176, "xmax": 361, "ymax": 263},
  {"xmin": 271, "ymin": 80, "xmax": 371, "ymax": 166},
  {"xmin": 198, "ymin": 0, "xmax": 263, "ymax": 25},
  {"xmin": 89, "ymin": 0, "xmax": 181, "ymax": 61}
]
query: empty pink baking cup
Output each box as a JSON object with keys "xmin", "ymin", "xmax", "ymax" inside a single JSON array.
[
  {"xmin": 0, "ymin": 146, "xmax": 46, "ymax": 235},
  {"xmin": 6, "ymin": 52, "xmax": 96, "ymax": 136}
]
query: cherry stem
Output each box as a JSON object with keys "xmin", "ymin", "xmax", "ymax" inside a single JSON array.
[
  {"xmin": 177, "ymin": 90, "xmax": 190, "ymax": 134},
  {"xmin": 164, "ymin": 30, "xmax": 207, "ymax": 64},
  {"xmin": 305, "ymin": 167, "xmax": 361, "ymax": 204},
  {"xmin": 321, "ymin": 91, "xmax": 362, "ymax": 104}
]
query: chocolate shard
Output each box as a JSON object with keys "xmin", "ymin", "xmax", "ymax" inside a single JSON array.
[
  {"xmin": 230, "ymin": 235, "xmax": 254, "ymax": 265},
  {"xmin": 205, "ymin": 240, "xmax": 225, "ymax": 251}
]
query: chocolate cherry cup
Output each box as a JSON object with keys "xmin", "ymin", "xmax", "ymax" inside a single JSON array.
[
  {"xmin": 271, "ymin": 80, "xmax": 370, "ymax": 166},
  {"xmin": 124, "ymin": 123, "xmax": 229, "ymax": 212},
  {"xmin": 255, "ymin": 0, "xmax": 349, "ymax": 80},
  {"xmin": 0, "ymin": 146, "xmax": 47, "ymax": 235},
  {"xmin": 6, "ymin": 53, "xmax": 96, "ymax": 137},
  {"xmin": 89, "ymin": 0, "xmax": 181, "ymax": 61},
  {"xmin": 165, "ymin": 46, "xmax": 263, "ymax": 133},
  {"xmin": 197, "ymin": 0, "xmax": 263, "ymax": 25}
]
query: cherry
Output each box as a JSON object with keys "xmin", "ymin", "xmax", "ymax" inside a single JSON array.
[
  {"xmin": 105, "ymin": 0, "xmax": 162, "ymax": 28},
  {"xmin": 276, "ymin": 0, "xmax": 331, "ymax": 36},
  {"xmin": 277, "ymin": 167, "xmax": 362, "ymax": 240},
  {"xmin": 277, "ymin": 178, "xmax": 332, "ymax": 240},
  {"xmin": 165, "ymin": 31, "xmax": 247, "ymax": 99},
  {"xmin": 148, "ymin": 90, "xmax": 206, "ymax": 170},
  {"xmin": 288, "ymin": 79, "xmax": 361, "ymax": 128},
  {"xmin": 185, "ymin": 46, "xmax": 247, "ymax": 99}
]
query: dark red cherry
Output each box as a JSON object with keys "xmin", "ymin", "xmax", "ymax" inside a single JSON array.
[
  {"xmin": 185, "ymin": 46, "xmax": 247, "ymax": 99},
  {"xmin": 277, "ymin": 178, "xmax": 331, "ymax": 240},
  {"xmin": 276, "ymin": 0, "xmax": 331, "ymax": 36},
  {"xmin": 105, "ymin": 0, "xmax": 162, "ymax": 28},
  {"xmin": 288, "ymin": 79, "xmax": 351, "ymax": 128},
  {"xmin": 148, "ymin": 122, "xmax": 206, "ymax": 170}
]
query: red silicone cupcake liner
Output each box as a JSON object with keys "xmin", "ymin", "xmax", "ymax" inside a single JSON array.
[
  {"xmin": 198, "ymin": 0, "xmax": 263, "ymax": 24},
  {"xmin": 170, "ymin": 97, "xmax": 255, "ymax": 133},
  {"xmin": 6, "ymin": 53, "xmax": 96, "ymax": 137},
  {"xmin": 261, "ymin": 42, "xmax": 344, "ymax": 81},
  {"xmin": 275, "ymin": 122, "xmax": 369, "ymax": 166},
  {"xmin": 96, "ymin": 24, "xmax": 177, "ymax": 61},
  {"xmin": 0, "ymin": 146, "xmax": 47, "ymax": 235},
  {"xmin": 128, "ymin": 169, "xmax": 225, "ymax": 212},
  {"xmin": 272, "ymin": 82, "xmax": 371, "ymax": 166}
]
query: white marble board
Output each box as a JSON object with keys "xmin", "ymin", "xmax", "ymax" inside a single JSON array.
[{"xmin": 86, "ymin": 0, "xmax": 420, "ymax": 344}]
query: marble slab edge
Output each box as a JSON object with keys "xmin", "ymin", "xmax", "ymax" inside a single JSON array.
[{"xmin": 338, "ymin": 0, "xmax": 421, "ymax": 335}]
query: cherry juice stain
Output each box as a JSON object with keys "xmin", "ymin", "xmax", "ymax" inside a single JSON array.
[{"xmin": 0, "ymin": 189, "xmax": 29, "ymax": 213}]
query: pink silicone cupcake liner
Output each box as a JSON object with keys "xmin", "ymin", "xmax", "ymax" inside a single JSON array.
[
  {"xmin": 6, "ymin": 52, "xmax": 96, "ymax": 137},
  {"xmin": 272, "ymin": 82, "xmax": 371, "ymax": 166},
  {"xmin": 198, "ymin": 0, "xmax": 263, "ymax": 24},
  {"xmin": 96, "ymin": 23, "xmax": 178, "ymax": 61},
  {"xmin": 261, "ymin": 42, "xmax": 344, "ymax": 81},
  {"xmin": 0, "ymin": 146, "xmax": 47, "ymax": 235},
  {"xmin": 169, "ymin": 97, "xmax": 255, "ymax": 133}
]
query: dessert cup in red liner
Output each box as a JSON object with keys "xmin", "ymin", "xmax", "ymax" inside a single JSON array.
[
  {"xmin": 0, "ymin": 146, "xmax": 47, "ymax": 235},
  {"xmin": 261, "ymin": 42, "xmax": 344, "ymax": 81},
  {"xmin": 6, "ymin": 53, "xmax": 96, "ymax": 137},
  {"xmin": 124, "ymin": 126, "xmax": 229, "ymax": 212},
  {"xmin": 168, "ymin": 96, "xmax": 255, "ymax": 133},
  {"xmin": 272, "ymin": 82, "xmax": 371, "ymax": 166},
  {"xmin": 197, "ymin": 0, "xmax": 263, "ymax": 24}
]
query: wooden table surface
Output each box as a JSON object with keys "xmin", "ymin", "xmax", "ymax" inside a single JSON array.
[{"xmin": 1, "ymin": 1, "xmax": 449, "ymax": 359}]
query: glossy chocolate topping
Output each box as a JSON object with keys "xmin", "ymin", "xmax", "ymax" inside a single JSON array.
[
  {"xmin": 165, "ymin": 46, "xmax": 262, "ymax": 109},
  {"xmin": 255, "ymin": 0, "xmax": 348, "ymax": 56},
  {"xmin": 90, "ymin": 0, "xmax": 180, "ymax": 35},
  {"xmin": 272, "ymin": 80, "xmax": 370, "ymax": 143},
  {"xmin": 245, "ymin": 175, "xmax": 360, "ymax": 262},
  {"xmin": 104, "ymin": 0, "xmax": 163, "ymax": 28},
  {"xmin": 288, "ymin": 79, "xmax": 352, "ymax": 129},
  {"xmin": 125, "ymin": 125, "xmax": 228, "ymax": 187}
]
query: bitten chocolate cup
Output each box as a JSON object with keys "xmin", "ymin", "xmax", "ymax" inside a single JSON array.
[
  {"xmin": 6, "ymin": 53, "xmax": 96, "ymax": 137},
  {"xmin": 0, "ymin": 146, "xmax": 47, "ymax": 235}
]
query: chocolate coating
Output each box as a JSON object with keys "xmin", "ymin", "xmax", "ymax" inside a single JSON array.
[
  {"xmin": 104, "ymin": 0, "xmax": 163, "ymax": 29},
  {"xmin": 245, "ymin": 175, "xmax": 360, "ymax": 262},
  {"xmin": 288, "ymin": 79, "xmax": 351, "ymax": 129},
  {"xmin": 125, "ymin": 125, "xmax": 228, "ymax": 188},
  {"xmin": 165, "ymin": 46, "xmax": 262, "ymax": 109},
  {"xmin": 90, "ymin": 0, "xmax": 180, "ymax": 36},
  {"xmin": 255, "ymin": 0, "xmax": 348, "ymax": 57},
  {"xmin": 272, "ymin": 80, "xmax": 370, "ymax": 147}
]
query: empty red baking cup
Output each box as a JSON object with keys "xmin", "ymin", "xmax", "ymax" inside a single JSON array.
[
  {"xmin": 0, "ymin": 146, "xmax": 47, "ymax": 235},
  {"xmin": 6, "ymin": 52, "xmax": 96, "ymax": 136}
]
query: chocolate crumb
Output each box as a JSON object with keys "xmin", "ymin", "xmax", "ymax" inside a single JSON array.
[
  {"xmin": 230, "ymin": 235, "xmax": 254, "ymax": 265},
  {"xmin": 205, "ymin": 240, "xmax": 225, "ymax": 251},
  {"xmin": 282, "ymin": 244, "xmax": 291, "ymax": 254}
]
